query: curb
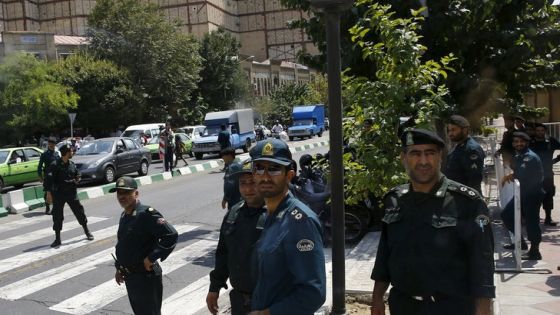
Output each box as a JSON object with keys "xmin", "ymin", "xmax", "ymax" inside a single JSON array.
[{"xmin": 0, "ymin": 194, "xmax": 7, "ymax": 217}]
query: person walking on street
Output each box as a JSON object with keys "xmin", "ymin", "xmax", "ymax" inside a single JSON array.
[
  {"xmin": 530, "ymin": 123, "xmax": 560, "ymax": 226},
  {"xmin": 111, "ymin": 176, "xmax": 178, "ymax": 315},
  {"xmin": 444, "ymin": 115, "xmax": 486, "ymax": 194},
  {"xmin": 222, "ymin": 148, "xmax": 243, "ymax": 210},
  {"xmin": 370, "ymin": 129, "xmax": 495, "ymax": 315},
  {"xmin": 207, "ymin": 162, "xmax": 266, "ymax": 315},
  {"xmin": 218, "ymin": 124, "xmax": 231, "ymax": 150},
  {"xmin": 248, "ymin": 139, "xmax": 326, "ymax": 315},
  {"xmin": 173, "ymin": 134, "xmax": 188, "ymax": 168},
  {"xmin": 44, "ymin": 144, "xmax": 94, "ymax": 247},
  {"xmin": 501, "ymin": 132, "xmax": 545, "ymax": 260},
  {"xmin": 271, "ymin": 121, "xmax": 283, "ymax": 139},
  {"xmin": 161, "ymin": 122, "xmax": 175, "ymax": 172},
  {"xmin": 38, "ymin": 136, "xmax": 60, "ymax": 215}
]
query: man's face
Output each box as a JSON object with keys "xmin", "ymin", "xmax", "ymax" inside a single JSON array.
[
  {"xmin": 253, "ymin": 161, "xmax": 293, "ymax": 198},
  {"xmin": 447, "ymin": 124, "xmax": 468, "ymax": 142},
  {"xmin": 513, "ymin": 137, "xmax": 528, "ymax": 152},
  {"xmin": 48, "ymin": 142, "xmax": 55, "ymax": 150},
  {"xmin": 116, "ymin": 189, "xmax": 138, "ymax": 210},
  {"xmin": 535, "ymin": 126, "xmax": 546, "ymax": 140},
  {"xmin": 222, "ymin": 154, "xmax": 234, "ymax": 164},
  {"xmin": 238, "ymin": 173, "xmax": 264, "ymax": 207},
  {"xmin": 401, "ymin": 144, "xmax": 442, "ymax": 185}
]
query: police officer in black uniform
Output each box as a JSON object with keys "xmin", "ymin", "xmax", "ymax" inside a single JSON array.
[
  {"xmin": 444, "ymin": 115, "xmax": 485, "ymax": 194},
  {"xmin": 530, "ymin": 123, "xmax": 560, "ymax": 226},
  {"xmin": 44, "ymin": 144, "xmax": 93, "ymax": 247},
  {"xmin": 38, "ymin": 136, "xmax": 59, "ymax": 215},
  {"xmin": 207, "ymin": 162, "xmax": 266, "ymax": 315},
  {"xmin": 501, "ymin": 132, "xmax": 544, "ymax": 260},
  {"xmin": 222, "ymin": 147, "xmax": 243, "ymax": 210},
  {"xmin": 111, "ymin": 176, "xmax": 178, "ymax": 315},
  {"xmin": 371, "ymin": 129, "xmax": 495, "ymax": 315},
  {"xmin": 248, "ymin": 139, "xmax": 326, "ymax": 315}
]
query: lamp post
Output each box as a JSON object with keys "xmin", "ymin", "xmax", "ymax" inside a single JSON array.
[{"xmin": 309, "ymin": 1, "xmax": 353, "ymax": 314}]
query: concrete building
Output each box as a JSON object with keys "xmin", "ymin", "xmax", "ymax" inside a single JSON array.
[{"xmin": 0, "ymin": 31, "xmax": 87, "ymax": 62}]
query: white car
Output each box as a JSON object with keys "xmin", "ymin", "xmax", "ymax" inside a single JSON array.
[{"xmin": 178, "ymin": 125, "xmax": 206, "ymax": 141}]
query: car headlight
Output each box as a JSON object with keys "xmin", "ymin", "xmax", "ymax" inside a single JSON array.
[{"xmin": 86, "ymin": 161, "xmax": 101, "ymax": 169}]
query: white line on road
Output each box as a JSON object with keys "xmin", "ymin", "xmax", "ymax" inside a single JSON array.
[
  {"xmin": 161, "ymin": 276, "xmax": 210, "ymax": 315},
  {"xmin": 0, "ymin": 214, "xmax": 53, "ymax": 234}
]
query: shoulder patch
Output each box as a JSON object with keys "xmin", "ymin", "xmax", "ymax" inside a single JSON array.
[
  {"xmin": 289, "ymin": 207, "xmax": 308, "ymax": 221},
  {"xmin": 296, "ymin": 239, "xmax": 314, "ymax": 252}
]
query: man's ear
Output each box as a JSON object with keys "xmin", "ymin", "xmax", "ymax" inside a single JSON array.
[{"xmin": 286, "ymin": 169, "xmax": 295, "ymax": 182}]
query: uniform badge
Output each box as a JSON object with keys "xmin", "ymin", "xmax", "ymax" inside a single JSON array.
[
  {"xmin": 471, "ymin": 163, "xmax": 478, "ymax": 170},
  {"xmin": 406, "ymin": 132, "xmax": 414, "ymax": 146},
  {"xmin": 460, "ymin": 186, "xmax": 467, "ymax": 192},
  {"xmin": 523, "ymin": 157, "xmax": 530, "ymax": 162},
  {"xmin": 296, "ymin": 239, "xmax": 314, "ymax": 252},
  {"xmin": 157, "ymin": 218, "xmax": 166, "ymax": 225},
  {"xmin": 475, "ymin": 214, "xmax": 490, "ymax": 232},
  {"xmin": 470, "ymin": 154, "xmax": 479, "ymax": 160},
  {"xmin": 262, "ymin": 142, "xmax": 274, "ymax": 156},
  {"xmin": 117, "ymin": 178, "xmax": 125, "ymax": 187}
]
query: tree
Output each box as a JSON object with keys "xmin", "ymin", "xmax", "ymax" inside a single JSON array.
[
  {"xmin": 52, "ymin": 53, "xmax": 138, "ymax": 136},
  {"xmin": 87, "ymin": 0, "xmax": 203, "ymax": 122},
  {"xmin": 0, "ymin": 53, "xmax": 79, "ymax": 144}
]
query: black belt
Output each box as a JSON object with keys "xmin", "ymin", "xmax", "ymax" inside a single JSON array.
[
  {"xmin": 120, "ymin": 262, "xmax": 159, "ymax": 275},
  {"xmin": 394, "ymin": 288, "xmax": 449, "ymax": 303}
]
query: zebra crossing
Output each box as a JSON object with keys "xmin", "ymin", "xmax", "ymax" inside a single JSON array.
[{"xmin": 0, "ymin": 214, "xmax": 227, "ymax": 315}]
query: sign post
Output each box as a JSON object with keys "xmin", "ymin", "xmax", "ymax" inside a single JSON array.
[{"xmin": 68, "ymin": 113, "xmax": 76, "ymax": 138}]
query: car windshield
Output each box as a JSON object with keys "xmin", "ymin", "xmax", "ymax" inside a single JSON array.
[
  {"xmin": 0, "ymin": 151, "xmax": 8, "ymax": 163},
  {"xmin": 121, "ymin": 130, "xmax": 140, "ymax": 138},
  {"xmin": 294, "ymin": 119, "xmax": 313, "ymax": 126},
  {"xmin": 202, "ymin": 126, "xmax": 220, "ymax": 136},
  {"xmin": 76, "ymin": 140, "xmax": 114, "ymax": 155}
]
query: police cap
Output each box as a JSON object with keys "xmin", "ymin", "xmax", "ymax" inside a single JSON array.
[
  {"xmin": 59, "ymin": 144, "xmax": 72, "ymax": 155},
  {"xmin": 401, "ymin": 129, "xmax": 445, "ymax": 148},
  {"xmin": 448, "ymin": 115, "xmax": 470, "ymax": 128},
  {"xmin": 230, "ymin": 160, "xmax": 254, "ymax": 178},
  {"xmin": 47, "ymin": 137, "xmax": 57, "ymax": 143},
  {"xmin": 514, "ymin": 115, "xmax": 526, "ymax": 122},
  {"xmin": 512, "ymin": 131, "xmax": 531, "ymax": 141},
  {"xmin": 249, "ymin": 139, "xmax": 292, "ymax": 166},
  {"xmin": 109, "ymin": 176, "xmax": 138, "ymax": 193}
]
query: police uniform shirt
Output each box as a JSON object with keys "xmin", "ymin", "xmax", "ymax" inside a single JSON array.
[
  {"xmin": 371, "ymin": 177, "xmax": 495, "ymax": 299},
  {"xmin": 444, "ymin": 136, "xmax": 485, "ymax": 193},
  {"xmin": 209, "ymin": 201, "xmax": 266, "ymax": 293},
  {"xmin": 530, "ymin": 137, "xmax": 560, "ymax": 179},
  {"xmin": 223, "ymin": 161, "xmax": 243, "ymax": 206},
  {"xmin": 38, "ymin": 149, "xmax": 59, "ymax": 177},
  {"xmin": 115, "ymin": 203, "xmax": 178, "ymax": 267},
  {"xmin": 511, "ymin": 148, "xmax": 544, "ymax": 196},
  {"xmin": 251, "ymin": 193, "xmax": 326, "ymax": 314},
  {"xmin": 44, "ymin": 159, "xmax": 80, "ymax": 193}
]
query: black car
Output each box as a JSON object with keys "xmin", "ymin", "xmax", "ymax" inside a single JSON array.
[{"xmin": 72, "ymin": 137, "xmax": 151, "ymax": 183}]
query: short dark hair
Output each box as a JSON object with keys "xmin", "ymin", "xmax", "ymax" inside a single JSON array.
[
  {"xmin": 221, "ymin": 124, "xmax": 226, "ymax": 130},
  {"xmin": 220, "ymin": 147, "xmax": 235, "ymax": 157}
]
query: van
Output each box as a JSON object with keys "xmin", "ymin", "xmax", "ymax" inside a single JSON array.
[
  {"xmin": 121, "ymin": 123, "xmax": 165, "ymax": 142},
  {"xmin": 177, "ymin": 125, "xmax": 206, "ymax": 141}
]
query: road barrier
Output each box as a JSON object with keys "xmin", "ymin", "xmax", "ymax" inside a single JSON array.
[
  {"xmin": 5, "ymin": 186, "xmax": 45, "ymax": 214},
  {"xmin": 0, "ymin": 194, "xmax": 7, "ymax": 217}
]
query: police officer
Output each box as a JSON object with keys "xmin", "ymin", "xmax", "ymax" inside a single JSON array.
[
  {"xmin": 444, "ymin": 115, "xmax": 485, "ymax": 194},
  {"xmin": 222, "ymin": 147, "xmax": 243, "ymax": 210},
  {"xmin": 371, "ymin": 129, "xmax": 495, "ymax": 315},
  {"xmin": 38, "ymin": 136, "xmax": 59, "ymax": 215},
  {"xmin": 44, "ymin": 144, "xmax": 94, "ymax": 247},
  {"xmin": 501, "ymin": 132, "xmax": 544, "ymax": 260},
  {"xmin": 207, "ymin": 162, "xmax": 266, "ymax": 315},
  {"xmin": 530, "ymin": 123, "xmax": 560, "ymax": 226},
  {"xmin": 248, "ymin": 139, "xmax": 326, "ymax": 315},
  {"xmin": 161, "ymin": 122, "xmax": 175, "ymax": 172},
  {"xmin": 111, "ymin": 176, "xmax": 178, "ymax": 315}
]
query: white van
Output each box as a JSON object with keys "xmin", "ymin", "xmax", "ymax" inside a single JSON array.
[
  {"xmin": 178, "ymin": 125, "xmax": 206, "ymax": 140},
  {"xmin": 121, "ymin": 123, "xmax": 165, "ymax": 142}
]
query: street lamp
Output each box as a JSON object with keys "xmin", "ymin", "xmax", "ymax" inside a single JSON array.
[{"xmin": 308, "ymin": 1, "xmax": 353, "ymax": 314}]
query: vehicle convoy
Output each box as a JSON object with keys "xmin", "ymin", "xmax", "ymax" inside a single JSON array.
[
  {"xmin": 192, "ymin": 109, "xmax": 256, "ymax": 160},
  {"xmin": 287, "ymin": 105, "xmax": 325, "ymax": 141},
  {"xmin": 0, "ymin": 147, "xmax": 43, "ymax": 190}
]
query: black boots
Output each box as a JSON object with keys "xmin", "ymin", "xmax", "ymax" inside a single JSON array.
[
  {"xmin": 521, "ymin": 242, "xmax": 542, "ymax": 260},
  {"xmin": 503, "ymin": 239, "xmax": 528, "ymax": 250},
  {"xmin": 45, "ymin": 205, "xmax": 51, "ymax": 215},
  {"xmin": 544, "ymin": 209, "xmax": 557, "ymax": 226},
  {"xmin": 83, "ymin": 225, "xmax": 94, "ymax": 241},
  {"xmin": 51, "ymin": 230, "xmax": 61, "ymax": 247}
]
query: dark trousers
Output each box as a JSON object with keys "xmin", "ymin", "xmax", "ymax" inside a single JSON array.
[
  {"xmin": 52, "ymin": 192, "xmax": 87, "ymax": 231},
  {"xmin": 501, "ymin": 194, "xmax": 543, "ymax": 243},
  {"xmin": 229, "ymin": 289, "xmax": 252, "ymax": 315},
  {"xmin": 164, "ymin": 147, "xmax": 174, "ymax": 172},
  {"xmin": 542, "ymin": 177, "xmax": 555, "ymax": 211},
  {"xmin": 43, "ymin": 190, "xmax": 50, "ymax": 211},
  {"xmin": 388, "ymin": 288, "xmax": 475, "ymax": 315},
  {"xmin": 125, "ymin": 272, "xmax": 163, "ymax": 315}
]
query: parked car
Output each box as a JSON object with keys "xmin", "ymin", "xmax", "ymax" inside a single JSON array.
[
  {"xmin": 72, "ymin": 137, "xmax": 151, "ymax": 184},
  {"xmin": 144, "ymin": 132, "xmax": 193, "ymax": 161},
  {"xmin": 0, "ymin": 147, "xmax": 43, "ymax": 190}
]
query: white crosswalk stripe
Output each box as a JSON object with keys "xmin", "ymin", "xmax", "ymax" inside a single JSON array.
[
  {"xmin": 161, "ymin": 276, "xmax": 211, "ymax": 315},
  {"xmin": 0, "ymin": 214, "xmax": 52, "ymax": 234}
]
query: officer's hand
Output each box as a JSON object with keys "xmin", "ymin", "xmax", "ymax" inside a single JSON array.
[
  {"xmin": 46, "ymin": 192, "xmax": 53, "ymax": 205},
  {"xmin": 221, "ymin": 199, "xmax": 227, "ymax": 210},
  {"xmin": 206, "ymin": 292, "xmax": 219, "ymax": 315},
  {"xmin": 143, "ymin": 257, "xmax": 154, "ymax": 271},
  {"xmin": 115, "ymin": 270, "xmax": 124, "ymax": 285}
]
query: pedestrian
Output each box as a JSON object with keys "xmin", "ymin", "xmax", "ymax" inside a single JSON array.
[
  {"xmin": 248, "ymin": 139, "xmax": 326, "ymax": 314},
  {"xmin": 221, "ymin": 148, "xmax": 243, "ymax": 210},
  {"xmin": 501, "ymin": 131, "xmax": 545, "ymax": 260},
  {"xmin": 44, "ymin": 144, "xmax": 94, "ymax": 248},
  {"xmin": 111, "ymin": 176, "xmax": 178, "ymax": 315},
  {"xmin": 495, "ymin": 115, "xmax": 515, "ymax": 167},
  {"xmin": 218, "ymin": 124, "xmax": 231, "ymax": 150},
  {"xmin": 161, "ymin": 122, "xmax": 175, "ymax": 172},
  {"xmin": 530, "ymin": 123, "xmax": 560, "ymax": 226},
  {"xmin": 173, "ymin": 134, "xmax": 188, "ymax": 168},
  {"xmin": 370, "ymin": 129, "xmax": 495, "ymax": 315},
  {"xmin": 271, "ymin": 121, "xmax": 283, "ymax": 138},
  {"xmin": 206, "ymin": 162, "xmax": 266, "ymax": 315},
  {"xmin": 444, "ymin": 115, "xmax": 486, "ymax": 194},
  {"xmin": 38, "ymin": 136, "xmax": 60, "ymax": 215}
]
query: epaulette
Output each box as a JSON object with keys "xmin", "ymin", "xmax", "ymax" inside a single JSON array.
[
  {"xmin": 446, "ymin": 181, "xmax": 481, "ymax": 200},
  {"xmin": 226, "ymin": 201, "xmax": 245, "ymax": 224},
  {"xmin": 287, "ymin": 207, "xmax": 309, "ymax": 221},
  {"xmin": 383, "ymin": 183, "xmax": 410, "ymax": 199}
]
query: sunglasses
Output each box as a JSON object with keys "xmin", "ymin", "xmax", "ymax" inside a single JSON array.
[{"xmin": 253, "ymin": 164, "xmax": 285, "ymax": 176}]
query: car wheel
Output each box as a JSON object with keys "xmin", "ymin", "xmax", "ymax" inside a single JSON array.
[
  {"xmin": 194, "ymin": 152, "xmax": 203, "ymax": 160},
  {"xmin": 104, "ymin": 166, "xmax": 116, "ymax": 183},
  {"xmin": 243, "ymin": 139, "xmax": 251, "ymax": 153},
  {"xmin": 318, "ymin": 129, "xmax": 323, "ymax": 137},
  {"xmin": 138, "ymin": 160, "xmax": 149, "ymax": 176}
]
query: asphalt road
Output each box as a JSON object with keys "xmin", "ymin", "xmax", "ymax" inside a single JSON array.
[{"xmin": 0, "ymin": 144, "xmax": 329, "ymax": 315}]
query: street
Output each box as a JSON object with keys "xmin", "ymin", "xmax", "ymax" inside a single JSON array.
[{"xmin": 0, "ymin": 144, "xmax": 330, "ymax": 315}]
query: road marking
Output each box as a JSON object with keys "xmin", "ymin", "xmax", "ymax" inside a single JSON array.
[
  {"xmin": 0, "ymin": 214, "xmax": 52, "ymax": 234},
  {"xmin": 161, "ymin": 276, "xmax": 210, "ymax": 315},
  {"xmin": 0, "ymin": 217, "xmax": 107, "ymax": 251},
  {"xmin": 0, "ymin": 224, "xmax": 198, "ymax": 301},
  {"xmin": 49, "ymin": 233, "xmax": 219, "ymax": 315}
]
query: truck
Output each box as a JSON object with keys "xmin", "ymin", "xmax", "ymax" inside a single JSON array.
[
  {"xmin": 192, "ymin": 109, "xmax": 256, "ymax": 160},
  {"xmin": 287, "ymin": 105, "xmax": 325, "ymax": 141}
]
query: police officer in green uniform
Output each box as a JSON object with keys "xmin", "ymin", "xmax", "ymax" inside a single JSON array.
[
  {"xmin": 248, "ymin": 139, "xmax": 326, "ymax": 315},
  {"xmin": 38, "ymin": 137, "xmax": 59, "ymax": 215},
  {"xmin": 444, "ymin": 115, "xmax": 486, "ymax": 194},
  {"xmin": 371, "ymin": 129, "xmax": 495, "ymax": 315},
  {"xmin": 207, "ymin": 162, "xmax": 266, "ymax": 315},
  {"xmin": 222, "ymin": 147, "xmax": 243, "ymax": 210},
  {"xmin": 44, "ymin": 144, "xmax": 94, "ymax": 247},
  {"xmin": 111, "ymin": 176, "xmax": 178, "ymax": 315}
]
